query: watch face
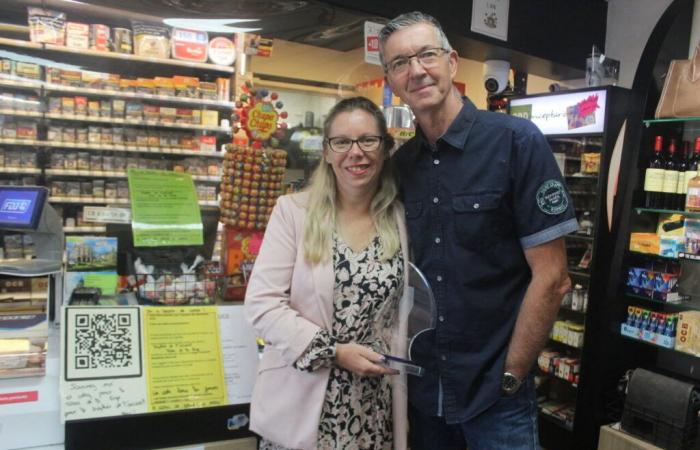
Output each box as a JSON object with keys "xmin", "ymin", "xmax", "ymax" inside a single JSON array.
[{"xmin": 502, "ymin": 373, "xmax": 521, "ymax": 394}]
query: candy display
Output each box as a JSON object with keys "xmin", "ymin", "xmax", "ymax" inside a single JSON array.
[{"xmin": 219, "ymin": 145, "xmax": 286, "ymax": 229}]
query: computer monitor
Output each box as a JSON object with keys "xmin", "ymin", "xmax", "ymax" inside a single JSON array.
[{"xmin": 0, "ymin": 186, "xmax": 48, "ymax": 231}]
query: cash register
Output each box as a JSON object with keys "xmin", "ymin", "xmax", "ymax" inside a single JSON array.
[{"xmin": 0, "ymin": 186, "xmax": 63, "ymax": 276}]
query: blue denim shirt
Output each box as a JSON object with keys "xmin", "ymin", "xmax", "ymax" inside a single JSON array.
[{"xmin": 394, "ymin": 98, "xmax": 578, "ymax": 424}]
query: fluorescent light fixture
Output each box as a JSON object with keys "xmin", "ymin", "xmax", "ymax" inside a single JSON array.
[{"xmin": 163, "ymin": 18, "xmax": 261, "ymax": 33}]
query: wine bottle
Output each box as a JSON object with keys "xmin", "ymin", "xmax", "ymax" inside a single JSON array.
[
  {"xmin": 676, "ymin": 141, "xmax": 690, "ymax": 210},
  {"xmin": 644, "ymin": 135, "xmax": 664, "ymax": 208},
  {"xmin": 662, "ymin": 138, "xmax": 679, "ymax": 210}
]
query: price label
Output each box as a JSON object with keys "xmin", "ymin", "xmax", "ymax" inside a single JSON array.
[{"xmin": 83, "ymin": 206, "xmax": 131, "ymax": 224}]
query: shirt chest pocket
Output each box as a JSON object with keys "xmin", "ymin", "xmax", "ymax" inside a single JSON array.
[{"xmin": 452, "ymin": 192, "xmax": 509, "ymax": 251}]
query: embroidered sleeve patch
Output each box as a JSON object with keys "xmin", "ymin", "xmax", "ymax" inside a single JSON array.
[{"xmin": 536, "ymin": 179, "xmax": 568, "ymax": 215}]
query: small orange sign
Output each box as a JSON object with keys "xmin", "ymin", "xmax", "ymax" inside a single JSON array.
[{"xmin": 247, "ymin": 102, "xmax": 278, "ymax": 141}]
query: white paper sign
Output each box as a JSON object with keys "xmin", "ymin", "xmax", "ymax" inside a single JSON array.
[
  {"xmin": 83, "ymin": 206, "xmax": 131, "ymax": 224},
  {"xmin": 218, "ymin": 305, "xmax": 259, "ymax": 404},
  {"xmin": 364, "ymin": 21, "xmax": 384, "ymax": 66},
  {"xmin": 60, "ymin": 306, "xmax": 147, "ymax": 421},
  {"xmin": 471, "ymin": 0, "xmax": 510, "ymax": 41}
]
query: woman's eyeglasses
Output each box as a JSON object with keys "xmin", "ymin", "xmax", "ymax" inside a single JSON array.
[{"xmin": 326, "ymin": 135, "xmax": 384, "ymax": 153}]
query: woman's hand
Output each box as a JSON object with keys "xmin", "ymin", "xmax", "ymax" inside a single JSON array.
[{"xmin": 335, "ymin": 343, "xmax": 399, "ymax": 377}]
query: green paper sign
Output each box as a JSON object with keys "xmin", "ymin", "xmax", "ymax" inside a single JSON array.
[
  {"xmin": 128, "ymin": 169, "xmax": 204, "ymax": 247},
  {"xmin": 83, "ymin": 273, "xmax": 118, "ymax": 296}
]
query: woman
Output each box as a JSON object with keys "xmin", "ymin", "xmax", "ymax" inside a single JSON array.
[{"xmin": 245, "ymin": 96, "xmax": 410, "ymax": 450}]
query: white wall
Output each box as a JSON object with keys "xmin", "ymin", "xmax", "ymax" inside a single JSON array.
[{"xmin": 605, "ymin": 0, "xmax": 673, "ymax": 88}]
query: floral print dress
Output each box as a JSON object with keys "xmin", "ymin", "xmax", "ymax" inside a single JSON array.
[{"xmin": 260, "ymin": 233, "xmax": 404, "ymax": 450}]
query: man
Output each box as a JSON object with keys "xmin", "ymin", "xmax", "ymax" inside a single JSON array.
[{"xmin": 379, "ymin": 12, "xmax": 578, "ymax": 450}]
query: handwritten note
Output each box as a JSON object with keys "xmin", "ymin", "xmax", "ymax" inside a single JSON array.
[
  {"xmin": 218, "ymin": 305, "xmax": 259, "ymax": 404},
  {"xmin": 61, "ymin": 378, "xmax": 147, "ymax": 421},
  {"xmin": 143, "ymin": 306, "xmax": 227, "ymax": 412}
]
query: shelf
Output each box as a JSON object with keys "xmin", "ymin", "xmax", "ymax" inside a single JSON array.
[
  {"xmin": 539, "ymin": 408, "xmax": 574, "ymax": 431},
  {"xmin": 0, "ymin": 37, "xmax": 235, "ymax": 74},
  {"xmin": 634, "ymin": 207, "xmax": 696, "ymax": 217},
  {"xmin": 539, "ymin": 369, "xmax": 579, "ymax": 388},
  {"xmin": 44, "ymin": 169, "xmax": 220, "ymax": 182},
  {"xmin": 44, "ymin": 113, "xmax": 231, "ymax": 134},
  {"xmin": 0, "ymin": 76, "xmax": 43, "ymax": 92},
  {"xmin": 0, "ymin": 138, "xmax": 224, "ymax": 158},
  {"xmin": 643, "ymin": 117, "xmax": 700, "ymax": 125},
  {"xmin": 0, "ymin": 167, "xmax": 41, "ymax": 175},
  {"xmin": 628, "ymin": 250, "xmax": 678, "ymax": 260},
  {"xmin": 0, "ymin": 37, "xmax": 43, "ymax": 50},
  {"xmin": 63, "ymin": 226, "xmax": 107, "ymax": 233},
  {"xmin": 0, "ymin": 109, "xmax": 42, "ymax": 118},
  {"xmin": 619, "ymin": 334, "xmax": 693, "ymax": 358},
  {"xmin": 42, "ymin": 43, "xmax": 235, "ymax": 73},
  {"xmin": 566, "ymin": 233, "xmax": 594, "ymax": 242},
  {"xmin": 43, "ymin": 83, "xmax": 235, "ymax": 109},
  {"xmin": 49, "ymin": 196, "xmax": 219, "ymax": 209},
  {"xmin": 624, "ymin": 292, "xmax": 700, "ymax": 311},
  {"xmin": 49, "ymin": 196, "xmax": 130, "ymax": 204},
  {"xmin": 568, "ymin": 190, "xmax": 597, "ymax": 196},
  {"xmin": 549, "ymin": 337, "xmax": 583, "ymax": 350},
  {"xmin": 46, "ymin": 169, "xmax": 126, "ymax": 178},
  {"xmin": 560, "ymin": 304, "xmax": 587, "ymax": 315},
  {"xmin": 568, "ymin": 269, "xmax": 591, "ymax": 278},
  {"xmin": 565, "ymin": 173, "xmax": 599, "ymax": 179},
  {"xmin": 548, "ymin": 137, "xmax": 603, "ymax": 146}
]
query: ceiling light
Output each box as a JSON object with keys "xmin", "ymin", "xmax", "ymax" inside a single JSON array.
[{"xmin": 163, "ymin": 18, "xmax": 261, "ymax": 33}]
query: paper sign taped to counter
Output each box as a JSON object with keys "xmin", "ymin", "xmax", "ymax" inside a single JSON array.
[{"xmin": 59, "ymin": 305, "xmax": 258, "ymax": 421}]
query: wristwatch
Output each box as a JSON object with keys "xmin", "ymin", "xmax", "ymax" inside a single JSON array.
[{"xmin": 501, "ymin": 372, "xmax": 523, "ymax": 395}]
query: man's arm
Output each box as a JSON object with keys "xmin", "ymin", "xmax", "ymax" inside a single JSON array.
[{"xmin": 504, "ymin": 237, "xmax": 572, "ymax": 380}]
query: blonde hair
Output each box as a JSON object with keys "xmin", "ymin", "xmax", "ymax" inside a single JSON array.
[{"xmin": 303, "ymin": 97, "xmax": 399, "ymax": 264}]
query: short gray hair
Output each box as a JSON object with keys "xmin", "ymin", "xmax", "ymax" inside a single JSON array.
[{"xmin": 378, "ymin": 11, "xmax": 453, "ymax": 68}]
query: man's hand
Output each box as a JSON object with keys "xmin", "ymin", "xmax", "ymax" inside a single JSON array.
[{"xmin": 336, "ymin": 343, "xmax": 399, "ymax": 377}]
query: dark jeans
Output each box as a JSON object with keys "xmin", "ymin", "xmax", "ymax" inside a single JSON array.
[{"xmin": 408, "ymin": 376, "xmax": 540, "ymax": 450}]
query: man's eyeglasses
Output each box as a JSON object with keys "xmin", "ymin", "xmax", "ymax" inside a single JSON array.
[
  {"xmin": 326, "ymin": 135, "xmax": 383, "ymax": 153},
  {"xmin": 385, "ymin": 47, "xmax": 448, "ymax": 75}
]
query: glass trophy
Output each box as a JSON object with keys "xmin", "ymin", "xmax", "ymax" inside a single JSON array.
[{"xmin": 381, "ymin": 262, "xmax": 436, "ymax": 377}]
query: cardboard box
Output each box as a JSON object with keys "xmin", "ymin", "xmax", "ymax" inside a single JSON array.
[{"xmin": 676, "ymin": 310, "xmax": 700, "ymax": 356}]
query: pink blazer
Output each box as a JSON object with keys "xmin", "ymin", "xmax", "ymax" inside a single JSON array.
[{"xmin": 244, "ymin": 191, "xmax": 410, "ymax": 450}]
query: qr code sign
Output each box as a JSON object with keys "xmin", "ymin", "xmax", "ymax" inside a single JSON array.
[{"xmin": 65, "ymin": 307, "xmax": 142, "ymax": 381}]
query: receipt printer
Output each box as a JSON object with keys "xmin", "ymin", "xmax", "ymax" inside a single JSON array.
[{"xmin": 621, "ymin": 368, "xmax": 700, "ymax": 450}]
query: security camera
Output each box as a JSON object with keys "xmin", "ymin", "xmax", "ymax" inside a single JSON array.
[{"xmin": 483, "ymin": 60, "xmax": 510, "ymax": 94}]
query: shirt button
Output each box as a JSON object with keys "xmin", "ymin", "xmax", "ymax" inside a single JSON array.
[
  {"xmin": 473, "ymin": 203, "xmax": 480, "ymax": 209},
  {"xmin": 439, "ymin": 315, "xmax": 445, "ymax": 322},
  {"xmin": 433, "ymin": 197, "xmax": 439, "ymax": 204},
  {"xmin": 434, "ymin": 237, "xmax": 441, "ymax": 244},
  {"xmin": 436, "ymin": 275, "xmax": 443, "ymax": 282},
  {"xmin": 441, "ymin": 354, "xmax": 447, "ymax": 361},
  {"xmin": 433, "ymin": 159, "xmax": 440, "ymax": 165}
]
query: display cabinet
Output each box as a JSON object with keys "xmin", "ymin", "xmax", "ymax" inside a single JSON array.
[{"xmin": 509, "ymin": 86, "xmax": 636, "ymax": 449}]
